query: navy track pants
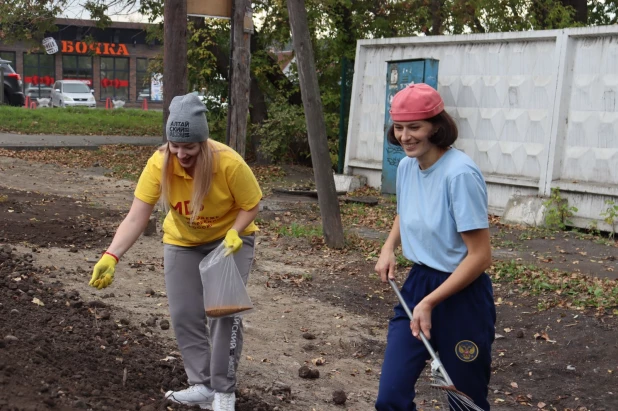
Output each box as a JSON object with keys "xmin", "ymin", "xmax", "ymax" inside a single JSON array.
[{"xmin": 376, "ymin": 264, "xmax": 496, "ymax": 411}]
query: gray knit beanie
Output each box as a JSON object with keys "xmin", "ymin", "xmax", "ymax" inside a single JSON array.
[{"xmin": 166, "ymin": 93, "xmax": 209, "ymax": 142}]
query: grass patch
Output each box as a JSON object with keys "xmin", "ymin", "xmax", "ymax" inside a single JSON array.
[
  {"xmin": 0, "ymin": 106, "xmax": 163, "ymax": 136},
  {"xmin": 277, "ymin": 222, "xmax": 323, "ymax": 238},
  {"xmin": 489, "ymin": 260, "xmax": 618, "ymax": 312}
]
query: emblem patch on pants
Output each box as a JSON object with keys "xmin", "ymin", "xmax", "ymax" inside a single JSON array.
[{"xmin": 455, "ymin": 340, "xmax": 478, "ymax": 362}]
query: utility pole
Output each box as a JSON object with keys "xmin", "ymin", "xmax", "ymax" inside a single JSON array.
[
  {"xmin": 163, "ymin": 0, "xmax": 188, "ymax": 142},
  {"xmin": 226, "ymin": 0, "xmax": 253, "ymax": 157},
  {"xmin": 287, "ymin": 0, "xmax": 345, "ymax": 249}
]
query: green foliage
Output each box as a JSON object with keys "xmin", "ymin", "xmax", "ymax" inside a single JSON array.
[
  {"xmin": 588, "ymin": 0, "xmax": 618, "ymax": 25},
  {"xmin": 543, "ymin": 187, "xmax": 578, "ymax": 231},
  {"xmin": 0, "ymin": 0, "xmax": 61, "ymax": 45},
  {"xmin": 588, "ymin": 220, "xmax": 600, "ymax": 237},
  {"xmin": 187, "ymin": 19, "xmax": 229, "ymax": 95},
  {"xmin": 83, "ymin": 1, "xmax": 113, "ymax": 28},
  {"xmin": 395, "ymin": 253, "xmax": 412, "ymax": 268},
  {"xmin": 252, "ymin": 97, "xmax": 310, "ymax": 163},
  {"xmin": 600, "ymin": 199, "xmax": 618, "ymax": 239},
  {"xmin": 205, "ymin": 104, "xmax": 228, "ymax": 144}
]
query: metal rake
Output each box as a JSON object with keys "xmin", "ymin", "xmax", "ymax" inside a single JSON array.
[{"xmin": 388, "ymin": 279, "xmax": 485, "ymax": 411}]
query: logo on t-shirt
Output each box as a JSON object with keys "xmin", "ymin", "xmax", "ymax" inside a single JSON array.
[{"xmin": 168, "ymin": 121, "xmax": 190, "ymax": 139}]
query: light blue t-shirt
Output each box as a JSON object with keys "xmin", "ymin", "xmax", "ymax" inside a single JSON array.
[{"xmin": 396, "ymin": 148, "xmax": 489, "ymax": 273}]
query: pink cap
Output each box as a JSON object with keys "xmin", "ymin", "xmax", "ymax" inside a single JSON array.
[{"xmin": 389, "ymin": 83, "xmax": 444, "ymax": 122}]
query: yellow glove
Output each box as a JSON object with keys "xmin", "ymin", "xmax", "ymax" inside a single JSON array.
[
  {"xmin": 89, "ymin": 253, "xmax": 118, "ymax": 289},
  {"xmin": 223, "ymin": 229, "xmax": 242, "ymax": 256}
]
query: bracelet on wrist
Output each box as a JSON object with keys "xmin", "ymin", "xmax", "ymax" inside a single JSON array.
[{"xmin": 104, "ymin": 251, "xmax": 119, "ymax": 263}]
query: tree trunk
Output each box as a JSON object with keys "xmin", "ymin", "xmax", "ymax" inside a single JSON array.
[
  {"xmin": 560, "ymin": 0, "xmax": 587, "ymax": 24},
  {"xmin": 163, "ymin": 0, "xmax": 188, "ymax": 142},
  {"xmin": 430, "ymin": 0, "xmax": 443, "ymax": 35},
  {"xmin": 249, "ymin": 74, "xmax": 270, "ymax": 163},
  {"xmin": 287, "ymin": 0, "xmax": 345, "ymax": 249},
  {"xmin": 226, "ymin": 0, "xmax": 252, "ymax": 158}
]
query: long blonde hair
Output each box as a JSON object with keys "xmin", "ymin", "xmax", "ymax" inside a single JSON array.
[{"xmin": 159, "ymin": 140, "xmax": 219, "ymax": 224}]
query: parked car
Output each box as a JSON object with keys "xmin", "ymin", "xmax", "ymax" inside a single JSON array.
[
  {"xmin": 0, "ymin": 59, "xmax": 25, "ymax": 106},
  {"xmin": 137, "ymin": 88, "xmax": 151, "ymax": 100},
  {"xmin": 25, "ymin": 86, "xmax": 53, "ymax": 99},
  {"xmin": 50, "ymin": 80, "xmax": 96, "ymax": 108}
]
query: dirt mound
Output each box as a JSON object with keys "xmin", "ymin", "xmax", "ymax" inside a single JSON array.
[{"xmin": 0, "ymin": 187, "xmax": 120, "ymax": 250}]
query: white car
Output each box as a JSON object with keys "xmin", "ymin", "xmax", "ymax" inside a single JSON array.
[{"xmin": 51, "ymin": 80, "xmax": 96, "ymax": 108}]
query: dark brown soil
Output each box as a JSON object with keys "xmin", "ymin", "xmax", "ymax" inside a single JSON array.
[
  {"xmin": 266, "ymin": 246, "xmax": 618, "ymax": 410},
  {"xmin": 0, "ymin": 187, "xmax": 274, "ymax": 411},
  {"xmin": 261, "ymin": 234, "xmax": 618, "ymax": 411},
  {"xmin": 1, "ymin": 184, "xmax": 617, "ymax": 411},
  {"xmin": 491, "ymin": 222, "xmax": 618, "ymax": 281},
  {"xmin": 0, "ymin": 187, "xmax": 119, "ymax": 250}
]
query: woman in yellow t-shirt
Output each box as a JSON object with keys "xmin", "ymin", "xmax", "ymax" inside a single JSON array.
[{"xmin": 88, "ymin": 93, "xmax": 262, "ymax": 411}]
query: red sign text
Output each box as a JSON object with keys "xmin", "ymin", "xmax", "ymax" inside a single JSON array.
[{"xmin": 61, "ymin": 40, "xmax": 130, "ymax": 56}]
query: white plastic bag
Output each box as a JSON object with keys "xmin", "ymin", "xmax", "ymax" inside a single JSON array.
[{"xmin": 199, "ymin": 243, "xmax": 253, "ymax": 318}]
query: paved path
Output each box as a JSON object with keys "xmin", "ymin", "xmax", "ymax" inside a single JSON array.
[{"xmin": 0, "ymin": 133, "xmax": 162, "ymax": 150}]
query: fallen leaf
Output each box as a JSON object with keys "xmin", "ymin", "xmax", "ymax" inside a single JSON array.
[
  {"xmin": 534, "ymin": 331, "xmax": 556, "ymax": 343},
  {"xmin": 32, "ymin": 297, "xmax": 44, "ymax": 306},
  {"xmin": 537, "ymin": 402, "xmax": 546, "ymax": 408},
  {"xmin": 510, "ymin": 382, "xmax": 519, "ymax": 388},
  {"xmin": 515, "ymin": 394, "xmax": 529, "ymax": 401}
]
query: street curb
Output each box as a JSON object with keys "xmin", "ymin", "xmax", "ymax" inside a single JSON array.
[{"xmin": 0, "ymin": 145, "xmax": 103, "ymax": 151}]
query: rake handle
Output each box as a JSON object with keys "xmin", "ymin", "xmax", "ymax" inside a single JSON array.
[{"xmin": 388, "ymin": 278, "xmax": 454, "ymax": 386}]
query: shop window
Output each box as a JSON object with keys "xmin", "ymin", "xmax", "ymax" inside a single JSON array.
[
  {"xmin": 100, "ymin": 57, "xmax": 129, "ymax": 101},
  {"xmin": 0, "ymin": 51, "xmax": 16, "ymax": 63},
  {"xmin": 136, "ymin": 58, "xmax": 150, "ymax": 101},
  {"xmin": 23, "ymin": 53, "xmax": 55, "ymax": 99},
  {"xmin": 62, "ymin": 55, "xmax": 93, "ymax": 88}
]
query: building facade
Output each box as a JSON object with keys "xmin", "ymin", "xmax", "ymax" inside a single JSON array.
[{"xmin": 0, "ymin": 18, "xmax": 162, "ymax": 105}]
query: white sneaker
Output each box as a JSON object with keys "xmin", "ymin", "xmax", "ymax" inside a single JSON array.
[
  {"xmin": 213, "ymin": 392, "xmax": 235, "ymax": 411},
  {"xmin": 165, "ymin": 384, "xmax": 215, "ymax": 409}
]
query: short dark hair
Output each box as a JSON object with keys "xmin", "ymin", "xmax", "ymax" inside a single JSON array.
[{"xmin": 387, "ymin": 110, "xmax": 458, "ymax": 148}]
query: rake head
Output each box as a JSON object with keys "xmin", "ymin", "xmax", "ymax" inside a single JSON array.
[{"xmin": 414, "ymin": 360, "xmax": 485, "ymax": 411}]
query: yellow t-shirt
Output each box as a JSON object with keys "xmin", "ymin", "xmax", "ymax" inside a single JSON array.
[{"xmin": 134, "ymin": 140, "xmax": 262, "ymax": 247}]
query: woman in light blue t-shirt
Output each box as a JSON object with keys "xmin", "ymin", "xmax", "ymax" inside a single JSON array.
[{"xmin": 374, "ymin": 83, "xmax": 495, "ymax": 411}]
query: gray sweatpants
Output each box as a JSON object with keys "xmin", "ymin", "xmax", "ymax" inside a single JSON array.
[{"xmin": 163, "ymin": 235, "xmax": 255, "ymax": 393}]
